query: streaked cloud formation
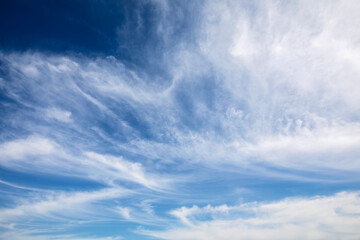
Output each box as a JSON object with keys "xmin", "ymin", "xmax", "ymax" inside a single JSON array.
[
  {"xmin": 144, "ymin": 192, "xmax": 360, "ymax": 240},
  {"xmin": 0, "ymin": 0, "xmax": 360, "ymax": 239}
]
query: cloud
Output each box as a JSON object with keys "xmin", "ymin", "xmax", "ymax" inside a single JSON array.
[
  {"xmin": 1, "ymin": 1, "xmax": 359, "ymax": 172},
  {"xmin": 142, "ymin": 191, "xmax": 360, "ymax": 240},
  {"xmin": 109, "ymin": 0, "xmax": 360, "ymax": 177},
  {"xmin": 83, "ymin": 152, "xmax": 172, "ymax": 190},
  {"xmin": 0, "ymin": 231, "xmax": 123, "ymax": 240},
  {"xmin": 0, "ymin": 186, "xmax": 130, "ymax": 239},
  {"xmin": 0, "ymin": 136, "xmax": 171, "ymax": 190},
  {"xmin": 116, "ymin": 206, "xmax": 131, "ymax": 220},
  {"xmin": 1, "ymin": 1, "xmax": 359, "ymax": 185},
  {"xmin": 45, "ymin": 108, "xmax": 72, "ymax": 123},
  {"xmin": 120, "ymin": 116, "xmax": 360, "ymax": 176},
  {"xmin": 0, "ymin": 135, "xmax": 59, "ymax": 161},
  {"xmin": 200, "ymin": 0, "xmax": 360, "ymax": 111},
  {"xmin": 240, "ymin": 121, "xmax": 360, "ymax": 170},
  {"xmin": 0, "ymin": 188, "xmax": 128, "ymax": 223}
]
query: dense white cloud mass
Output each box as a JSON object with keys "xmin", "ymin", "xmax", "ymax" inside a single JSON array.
[
  {"xmin": 143, "ymin": 192, "xmax": 360, "ymax": 240},
  {"xmin": 1, "ymin": 0, "xmax": 360, "ymax": 239},
  {"xmin": 200, "ymin": 0, "xmax": 360, "ymax": 108}
]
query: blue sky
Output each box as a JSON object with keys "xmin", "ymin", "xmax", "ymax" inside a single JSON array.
[{"xmin": 1, "ymin": 0, "xmax": 360, "ymax": 239}]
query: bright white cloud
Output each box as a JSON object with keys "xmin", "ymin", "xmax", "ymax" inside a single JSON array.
[
  {"xmin": 239, "ymin": 120, "xmax": 360, "ymax": 170},
  {"xmin": 201, "ymin": 0, "xmax": 360, "ymax": 111},
  {"xmin": 142, "ymin": 191, "xmax": 360, "ymax": 240},
  {"xmin": 0, "ymin": 135, "xmax": 59, "ymax": 160},
  {"xmin": 116, "ymin": 206, "xmax": 131, "ymax": 220},
  {"xmin": 83, "ymin": 152, "xmax": 171, "ymax": 190}
]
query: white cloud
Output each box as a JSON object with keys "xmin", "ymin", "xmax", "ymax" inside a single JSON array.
[
  {"xmin": 0, "ymin": 136, "xmax": 58, "ymax": 160},
  {"xmin": 120, "ymin": 117, "xmax": 360, "ymax": 175},
  {"xmin": 112, "ymin": 0, "xmax": 360, "ymax": 176},
  {"xmin": 0, "ymin": 188, "xmax": 128, "ymax": 223},
  {"xmin": 116, "ymin": 206, "xmax": 131, "ymax": 220},
  {"xmin": 200, "ymin": 0, "xmax": 360, "ymax": 111},
  {"xmin": 0, "ymin": 136, "xmax": 77, "ymax": 175},
  {"xmin": 0, "ymin": 136, "xmax": 170, "ymax": 190},
  {"xmin": 83, "ymin": 152, "xmax": 171, "ymax": 190},
  {"xmin": 238, "ymin": 120, "xmax": 360, "ymax": 170},
  {"xmin": 45, "ymin": 108, "xmax": 72, "ymax": 123},
  {"xmin": 142, "ymin": 191, "xmax": 360, "ymax": 240},
  {"xmin": 20, "ymin": 64, "xmax": 40, "ymax": 78}
]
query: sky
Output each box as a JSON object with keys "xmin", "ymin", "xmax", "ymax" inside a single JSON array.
[{"xmin": 0, "ymin": 0, "xmax": 360, "ymax": 239}]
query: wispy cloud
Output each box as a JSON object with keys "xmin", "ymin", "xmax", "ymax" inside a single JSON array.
[
  {"xmin": 44, "ymin": 108, "xmax": 72, "ymax": 123},
  {"xmin": 0, "ymin": 135, "xmax": 171, "ymax": 190},
  {"xmin": 0, "ymin": 187, "xmax": 129, "ymax": 223},
  {"xmin": 0, "ymin": 231, "xmax": 123, "ymax": 240},
  {"xmin": 142, "ymin": 192, "xmax": 360, "ymax": 240}
]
